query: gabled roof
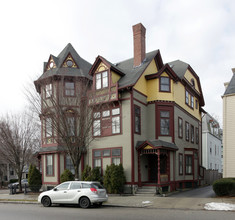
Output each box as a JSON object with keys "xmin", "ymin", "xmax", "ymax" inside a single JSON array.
[
  {"xmin": 117, "ymin": 50, "xmax": 160, "ymax": 89},
  {"xmin": 167, "ymin": 60, "xmax": 205, "ymax": 106},
  {"xmin": 37, "ymin": 43, "xmax": 92, "ymax": 81},
  {"xmin": 224, "ymin": 73, "xmax": 235, "ymax": 96},
  {"xmin": 136, "ymin": 140, "xmax": 178, "ymax": 151}
]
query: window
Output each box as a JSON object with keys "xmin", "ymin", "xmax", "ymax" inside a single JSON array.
[
  {"xmin": 56, "ymin": 182, "xmax": 70, "ymax": 190},
  {"xmin": 65, "ymin": 82, "xmax": 75, "ymax": 96},
  {"xmin": 195, "ymin": 100, "xmax": 198, "ymax": 109},
  {"xmin": 191, "ymin": 125, "xmax": 194, "ymax": 143},
  {"xmin": 134, "ymin": 105, "xmax": 141, "ymax": 134},
  {"xmin": 185, "ymin": 155, "xmax": 193, "ymax": 175},
  {"xmin": 66, "ymin": 154, "xmax": 75, "ymax": 174},
  {"xmin": 196, "ymin": 128, "xmax": 199, "ymax": 144},
  {"xmin": 70, "ymin": 182, "xmax": 81, "ymax": 190},
  {"xmin": 95, "ymin": 71, "xmax": 108, "ymax": 90},
  {"xmin": 160, "ymin": 111, "xmax": 170, "ymax": 135},
  {"xmin": 185, "ymin": 122, "xmax": 189, "ymax": 141},
  {"xmin": 160, "ymin": 77, "xmax": 170, "ymax": 92},
  {"xmin": 93, "ymin": 107, "xmax": 121, "ymax": 136},
  {"xmin": 67, "ymin": 117, "xmax": 75, "ymax": 136},
  {"xmin": 45, "ymin": 118, "xmax": 52, "ymax": 137},
  {"xmin": 191, "ymin": 96, "xmax": 194, "ymax": 108},
  {"xmin": 178, "ymin": 117, "xmax": 183, "ymax": 138},
  {"xmin": 179, "ymin": 154, "xmax": 183, "ymax": 175},
  {"xmin": 185, "ymin": 90, "xmax": 189, "ymax": 105},
  {"xmin": 93, "ymin": 148, "xmax": 122, "ymax": 173},
  {"xmin": 45, "ymin": 83, "xmax": 52, "ymax": 98},
  {"xmin": 112, "ymin": 116, "xmax": 120, "ymax": 134},
  {"xmin": 46, "ymin": 155, "xmax": 53, "ymax": 176}
]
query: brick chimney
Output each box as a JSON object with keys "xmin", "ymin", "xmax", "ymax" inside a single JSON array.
[{"xmin": 132, "ymin": 23, "xmax": 146, "ymax": 67}]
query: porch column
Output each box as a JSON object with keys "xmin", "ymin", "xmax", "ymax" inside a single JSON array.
[{"xmin": 157, "ymin": 149, "xmax": 161, "ymax": 185}]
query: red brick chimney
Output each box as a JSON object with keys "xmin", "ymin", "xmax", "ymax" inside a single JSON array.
[{"xmin": 132, "ymin": 23, "xmax": 146, "ymax": 67}]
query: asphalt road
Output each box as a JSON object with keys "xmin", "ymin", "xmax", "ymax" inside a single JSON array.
[
  {"xmin": 0, "ymin": 203, "xmax": 234, "ymax": 220},
  {"xmin": 171, "ymin": 185, "xmax": 216, "ymax": 198}
]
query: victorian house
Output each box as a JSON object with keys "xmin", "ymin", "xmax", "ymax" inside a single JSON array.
[{"xmin": 35, "ymin": 23, "xmax": 205, "ymax": 192}]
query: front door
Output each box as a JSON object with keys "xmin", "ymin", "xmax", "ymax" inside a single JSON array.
[{"xmin": 148, "ymin": 154, "xmax": 158, "ymax": 182}]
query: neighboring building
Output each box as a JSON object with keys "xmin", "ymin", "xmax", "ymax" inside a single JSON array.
[
  {"xmin": 222, "ymin": 68, "xmax": 235, "ymax": 178},
  {"xmin": 35, "ymin": 23, "xmax": 205, "ymax": 192},
  {"xmin": 202, "ymin": 112, "xmax": 222, "ymax": 173}
]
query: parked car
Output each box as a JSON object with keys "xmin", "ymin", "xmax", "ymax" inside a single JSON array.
[
  {"xmin": 38, "ymin": 181, "xmax": 108, "ymax": 208},
  {"xmin": 8, "ymin": 179, "xmax": 29, "ymax": 189}
]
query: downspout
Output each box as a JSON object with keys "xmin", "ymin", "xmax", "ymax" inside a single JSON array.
[{"xmin": 130, "ymin": 89, "xmax": 135, "ymax": 190}]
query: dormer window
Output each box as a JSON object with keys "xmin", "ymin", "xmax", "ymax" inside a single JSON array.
[
  {"xmin": 96, "ymin": 71, "xmax": 108, "ymax": 90},
  {"xmin": 66, "ymin": 60, "xmax": 73, "ymax": 67},
  {"xmin": 160, "ymin": 76, "xmax": 170, "ymax": 92},
  {"xmin": 49, "ymin": 62, "xmax": 54, "ymax": 69}
]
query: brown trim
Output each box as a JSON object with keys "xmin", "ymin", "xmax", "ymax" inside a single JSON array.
[
  {"xmin": 133, "ymin": 97, "xmax": 147, "ymax": 106},
  {"xmin": 133, "ymin": 88, "xmax": 147, "ymax": 98}
]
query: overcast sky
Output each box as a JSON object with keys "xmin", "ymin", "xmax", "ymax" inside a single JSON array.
[{"xmin": 1, "ymin": 0, "xmax": 235, "ymax": 125}]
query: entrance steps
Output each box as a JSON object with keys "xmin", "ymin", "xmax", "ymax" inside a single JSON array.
[{"xmin": 135, "ymin": 186, "xmax": 156, "ymax": 196}]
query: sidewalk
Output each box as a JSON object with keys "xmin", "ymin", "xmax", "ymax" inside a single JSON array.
[{"xmin": 0, "ymin": 189, "xmax": 235, "ymax": 210}]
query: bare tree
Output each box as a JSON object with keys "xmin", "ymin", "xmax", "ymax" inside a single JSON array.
[
  {"xmin": 26, "ymin": 76, "xmax": 107, "ymax": 180},
  {"xmin": 0, "ymin": 112, "xmax": 40, "ymax": 191}
]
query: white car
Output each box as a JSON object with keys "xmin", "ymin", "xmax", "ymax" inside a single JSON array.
[{"xmin": 38, "ymin": 181, "xmax": 108, "ymax": 208}]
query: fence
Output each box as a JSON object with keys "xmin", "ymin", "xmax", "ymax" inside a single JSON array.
[{"xmin": 204, "ymin": 169, "xmax": 222, "ymax": 185}]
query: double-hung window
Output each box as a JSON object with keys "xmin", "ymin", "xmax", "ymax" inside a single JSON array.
[
  {"xmin": 112, "ymin": 108, "xmax": 120, "ymax": 134},
  {"xmin": 160, "ymin": 111, "xmax": 170, "ymax": 135},
  {"xmin": 45, "ymin": 83, "xmax": 52, "ymax": 98},
  {"xmin": 185, "ymin": 155, "xmax": 193, "ymax": 175},
  {"xmin": 185, "ymin": 122, "xmax": 189, "ymax": 141},
  {"xmin": 191, "ymin": 125, "xmax": 194, "ymax": 143},
  {"xmin": 134, "ymin": 105, "xmax": 141, "ymax": 134},
  {"xmin": 45, "ymin": 118, "xmax": 52, "ymax": 137},
  {"xmin": 93, "ymin": 112, "xmax": 101, "ymax": 136},
  {"xmin": 185, "ymin": 90, "xmax": 189, "ymax": 105},
  {"xmin": 96, "ymin": 71, "xmax": 108, "ymax": 90},
  {"xmin": 160, "ymin": 77, "xmax": 170, "ymax": 92},
  {"xmin": 67, "ymin": 117, "xmax": 75, "ymax": 136},
  {"xmin": 178, "ymin": 117, "xmax": 183, "ymax": 138},
  {"xmin": 65, "ymin": 82, "xmax": 75, "ymax": 96},
  {"xmin": 66, "ymin": 154, "xmax": 75, "ymax": 174},
  {"xmin": 46, "ymin": 155, "xmax": 53, "ymax": 176}
]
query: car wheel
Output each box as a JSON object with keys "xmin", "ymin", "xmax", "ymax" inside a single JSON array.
[
  {"xmin": 42, "ymin": 196, "xmax": 51, "ymax": 207},
  {"xmin": 79, "ymin": 197, "xmax": 90, "ymax": 209}
]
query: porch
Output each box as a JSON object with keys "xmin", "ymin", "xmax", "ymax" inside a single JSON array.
[{"xmin": 136, "ymin": 140, "xmax": 178, "ymax": 193}]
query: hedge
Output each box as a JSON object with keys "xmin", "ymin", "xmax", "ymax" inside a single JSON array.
[
  {"xmin": 60, "ymin": 169, "xmax": 75, "ymax": 183},
  {"xmin": 213, "ymin": 178, "xmax": 235, "ymax": 196}
]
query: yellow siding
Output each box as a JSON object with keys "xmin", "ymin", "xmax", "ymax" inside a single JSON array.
[
  {"xmin": 134, "ymin": 59, "xmax": 158, "ymax": 95},
  {"xmin": 184, "ymin": 69, "xmax": 200, "ymax": 93},
  {"xmin": 95, "ymin": 62, "xmax": 108, "ymax": 73},
  {"xmin": 111, "ymin": 71, "xmax": 121, "ymax": 84}
]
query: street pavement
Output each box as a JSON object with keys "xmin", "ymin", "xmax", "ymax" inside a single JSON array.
[{"xmin": 0, "ymin": 186, "xmax": 234, "ymax": 210}]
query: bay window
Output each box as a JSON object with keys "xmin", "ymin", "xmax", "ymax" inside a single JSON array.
[
  {"xmin": 160, "ymin": 111, "xmax": 170, "ymax": 135},
  {"xmin": 65, "ymin": 82, "xmax": 75, "ymax": 96},
  {"xmin": 46, "ymin": 154, "xmax": 53, "ymax": 176},
  {"xmin": 45, "ymin": 83, "xmax": 52, "ymax": 98}
]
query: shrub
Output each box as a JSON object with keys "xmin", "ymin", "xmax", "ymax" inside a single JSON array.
[
  {"xmin": 103, "ymin": 164, "xmax": 126, "ymax": 194},
  {"xmin": 60, "ymin": 169, "xmax": 75, "ymax": 183},
  {"xmin": 28, "ymin": 165, "xmax": 42, "ymax": 192},
  {"xmin": 213, "ymin": 178, "xmax": 235, "ymax": 196},
  {"xmin": 81, "ymin": 165, "xmax": 102, "ymax": 182}
]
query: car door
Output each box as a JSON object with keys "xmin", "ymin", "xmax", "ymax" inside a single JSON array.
[
  {"xmin": 66, "ymin": 182, "xmax": 82, "ymax": 203},
  {"xmin": 50, "ymin": 182, "xmax": 71, "ymax": 203}
]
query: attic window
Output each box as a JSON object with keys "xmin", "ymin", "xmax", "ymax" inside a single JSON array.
[
  {"xmin": 49, "ymin": 62, "xmax": 54, "ymax": 69},
  {"xmin": 67, "ymin": 60, "xmax": 73, "ymax": 67},
  {"xmin": 191, "ymin": 79, "xmax": 195, "ymax": 87}
]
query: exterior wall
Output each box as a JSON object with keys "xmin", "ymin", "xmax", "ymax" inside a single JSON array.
[
  {"xmin": 223, "ymin": 94, "xmax": 235, "ymax": 177},
  {"xmin": 88, "ymin": 94, "xmax": 132, "ymax": 182},
  {"xmin": 184, "ymin": 69, "xmax": 200, "ymax": 93}
]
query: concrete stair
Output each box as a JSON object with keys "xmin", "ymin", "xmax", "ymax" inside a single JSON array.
[{"xmin": 135, "ymin": 186, "xmax": 157, "ymax": 196}]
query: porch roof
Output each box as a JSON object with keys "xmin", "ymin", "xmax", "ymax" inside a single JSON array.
[{"xmin": 136, "ymin": 140, "xmax": 178, "ymax": 151}]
